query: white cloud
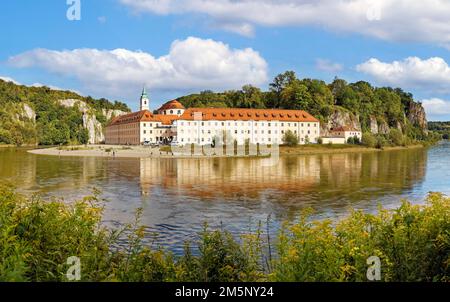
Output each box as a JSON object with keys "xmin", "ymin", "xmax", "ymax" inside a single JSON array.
[
  {"xmin": 422, "ymin": 98, "xmax": 450, "ymax": 116},
  {"xmin": 0, "ymin": 76, "xmax": 20, "ymax": 85},
  {"xmin": 356, "ymin": 57, "xmax": 450, "ymax": 93},
  {"xmin": 119, "ymin": 0, "xmax": 450, "ymax": 47},
  {"xmin": 315, "ymin": 59, "xmax": 343, "ymax": 73},
  {"xmin": 8, "ymin": 37, "xmax": 268, "ymax": 97}
]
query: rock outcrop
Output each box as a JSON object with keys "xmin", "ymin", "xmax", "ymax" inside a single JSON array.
[
  {"xmin": 369, "ymin": 116, "xmax": 378, "ymax": 134},
  {"xmin": 102, "ymin": 109, "xmax": 126, "ymax": 121},
  {"xmin": 378, "ymin": 120, "xmax": 390, "ymax": 134},
  {"xmin": 407, "ymin": 102, "xmax": 428, "ymax": 130},
  {"xmin": 17, "ymin": 103, "xmax": 36, "ymax": 122},
  {"xmin": 321, "ymin": 109, "xmax": 361, "ymax": 136},
  {"xmin": 58, "ymin": 99, "xmax": 127, "ymax": 144}
]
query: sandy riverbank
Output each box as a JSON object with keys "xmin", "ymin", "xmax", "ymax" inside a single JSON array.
[{"xmin": 27, "ymin": 144, "xmax": 426, "ymax": 159}]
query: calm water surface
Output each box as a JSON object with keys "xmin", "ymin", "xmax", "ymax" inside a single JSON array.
[{"xmin": 1, "ymin": 142, "xmax": 449, "ymax": 253}]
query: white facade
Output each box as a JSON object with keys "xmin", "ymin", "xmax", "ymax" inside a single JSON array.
[{"xmin": 175, "ymin": 119, "xmax": 320, "ymax": 146}]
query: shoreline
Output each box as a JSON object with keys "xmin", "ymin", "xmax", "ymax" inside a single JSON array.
[{"xmin": 26, "ymin": 143, "xmax": 427, "ymax": 159}]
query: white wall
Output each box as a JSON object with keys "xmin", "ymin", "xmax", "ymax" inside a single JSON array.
[{"xmin": 175, "ymin": 120, "xmax": 320, "ymax": 146}]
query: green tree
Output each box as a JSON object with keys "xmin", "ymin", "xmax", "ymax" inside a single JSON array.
[
  {"xmin": 280, "ymin": 80, "xmax": 312, "ymax": 110},
  {"xmin": 282, "ymin": 130, "xmax": 299, "ymax": 146},
  {"xmin": 269, "ymin": 71, "xmax": 297, "ymax": 108},
  {"xmin": 362, "ymin": 132, "xmax": 377, "ymax": 148},
  {"xmin": 389, "ymin": 128, "xmax": 404, "ymax": 146}
]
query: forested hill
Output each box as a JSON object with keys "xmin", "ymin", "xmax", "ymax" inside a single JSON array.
[
  {"xmin": 177, "ymin": 71, "xmax": 430, "ymax": 142},
  {"xmin": 429, "ymin": 122, "xmax": 450, "ymax": 139},
  {"xmin": 0, "ymin": 79, "xmax": 130, "ymax": 146}
]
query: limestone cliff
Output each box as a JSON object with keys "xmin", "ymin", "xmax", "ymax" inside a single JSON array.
[
  {"xmin": 58, "ymin": 99, "xmax": 127, "ymax": 144},
  {"xmin": 407, "ymin": 101, "xmax": 428, "ymax": 130},
  {"xmin": 21, "ymin": 103, "xmax": 36, "ymax": 122},
  {"xmin": 321, "ymin": 108, "xmax": 361, "ymax": 136},
  {"xmin": 322, "ymin": 100, "xmax": 427, "ymax": 136}
]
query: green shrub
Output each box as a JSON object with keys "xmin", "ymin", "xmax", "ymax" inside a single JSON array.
[
  {"xmin": 362, "ymin": 132, "xmax": 377, "ymax": 148},
  {"xmin": 389, "ymin": 129, "xmax": 404, "ymax": 146},
  {"xmin": 282, "ymin": 130, "xmax": 299, "ymax": 146},
  {"xmin": 0, "ymin": 185, "xmax": 448, "ymax": 282}
]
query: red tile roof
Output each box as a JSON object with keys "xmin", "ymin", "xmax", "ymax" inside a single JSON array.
[
  {"xmin": 157, "ymin": 100, "xmax": 185, "ymax": 111},
  {"xmin": 178, "ymin": 108, "xmax": 319, "ymax": 122},
  {"xmin": 107, "ymin": 110, "xmax": 178, "ymax": 126},
  {"xmin": 108, "ymin": 107, "xmax": 320, "ymax": 126}
]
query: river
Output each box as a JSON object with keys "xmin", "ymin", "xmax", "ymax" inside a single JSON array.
[{"xmin": 0, "ymin": 142, "xmax": 449, "ymax": 253}]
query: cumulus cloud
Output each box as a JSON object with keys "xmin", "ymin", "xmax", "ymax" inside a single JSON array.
[
  {"xmin": 356, "ymin": 57, "xmax": 450, "ymax": 93},
  {"xmin": 422, "ymin": 98, "xmax": 450, "ymax": 117},
  {"xmin": 315, "ymin": 59, "xmax": 343, "ymax": 73},
  {"xmin": 119, "ymin": 0, "xmax": 450, "ymax": 47},
  {"xmin": 0, "ymin": 76, "xmax": 20, "ymax": 85},
  {"xmin": 8, "ymin": 37, "xmax": 268, "ymax": 97}
]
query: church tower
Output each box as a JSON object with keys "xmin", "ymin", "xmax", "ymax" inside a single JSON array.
[{"xmin": 140, "ymin": 86, "xmax": 150, "ymax": 111}]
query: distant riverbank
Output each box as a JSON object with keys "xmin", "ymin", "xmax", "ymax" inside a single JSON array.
[
  {"xmin": 27, "ymin": 143, "xmax": 426, "ymax": 158},
  {"xmin": 280, "ymin": 144, "xmax": 425, "ymax": 155}
]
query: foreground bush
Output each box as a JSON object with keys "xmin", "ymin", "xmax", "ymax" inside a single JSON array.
[{"xmin": 0, "ymin": 184, "xmax": 448, "ymax": 282}]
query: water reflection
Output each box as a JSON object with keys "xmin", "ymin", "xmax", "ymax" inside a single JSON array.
[{"xmin": 0, "ymin": 142, "xmax": 447, "ymax": 253}]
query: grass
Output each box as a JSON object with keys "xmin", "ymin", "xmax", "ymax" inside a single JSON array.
[{"xmin": 0, "ymin": 184, "xmax": 448, "ymax": 282}]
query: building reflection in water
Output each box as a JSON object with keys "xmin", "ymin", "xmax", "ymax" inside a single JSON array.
[{"xmin": 0, "ymin": 147, "xmax": 429, "ymax": 254}]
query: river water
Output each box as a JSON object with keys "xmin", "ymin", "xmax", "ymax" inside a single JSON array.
[{"xmin": 1, "ymin": 142, "xmax": 449, "ymax": 253}]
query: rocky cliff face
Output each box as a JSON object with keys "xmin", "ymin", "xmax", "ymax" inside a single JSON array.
[
  {"xmin": 322, "ymin": 101, "xmax": 427, "ymax": 136},
  {"xmin": 321, "ymin": 109, "xmax": 361, "ymax": 135},
  {"xmin": 21, "ymin": 103, "xmax": 36, "ymax": 122},
  {"xmin": 407, "ymin": 102, "xmax": 428, "ymax": 130},
  {"xmin": 58, "ymin": 99, "xmax": 127, "ymax": 144}
]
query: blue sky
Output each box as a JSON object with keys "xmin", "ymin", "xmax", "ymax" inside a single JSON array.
[{"xmin": 1, "ymin": 0, "xmax": 450, "ymax": 121}]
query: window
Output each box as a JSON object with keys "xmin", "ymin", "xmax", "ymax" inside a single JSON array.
[
  {"xmin": 177, "ymin": 110, "xmax": 181, "ymax": 114},
  {"xmin": 170, "ymin": 110, "xmax": 174, "ymax": 114}
]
